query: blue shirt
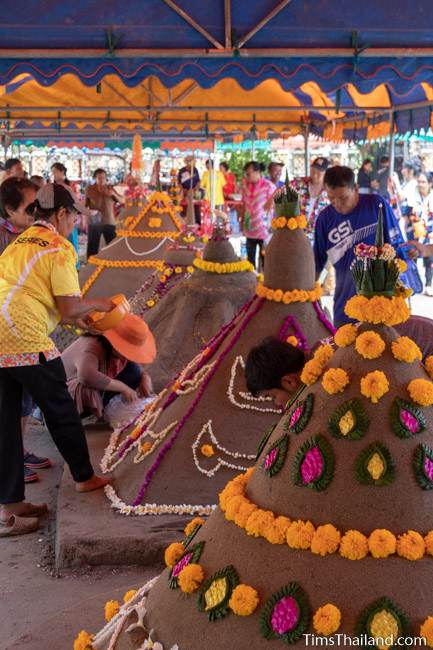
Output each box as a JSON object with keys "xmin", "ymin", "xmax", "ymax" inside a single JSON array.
[{"xmin": 314, "ymin": 194, "xmax": 403, "ymax": 327}]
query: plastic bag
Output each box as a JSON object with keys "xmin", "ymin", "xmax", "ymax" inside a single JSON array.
[{"xmin": 103, "ymin": 394, "xmax": 154, "ymax": 430}]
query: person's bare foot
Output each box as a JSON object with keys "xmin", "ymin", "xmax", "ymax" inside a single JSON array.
[
  {"xmin": 75, "ymin": 475, "xmax": 110, "ymax": 493},
  {"xmin": 0, "ymin": 501, "xmax": 48, "ymax": 521}
]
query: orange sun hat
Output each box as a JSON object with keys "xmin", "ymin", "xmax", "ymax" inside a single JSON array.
[{"xmin": 103, "ymin": 314, "xmax": 156, "ymax": 364}]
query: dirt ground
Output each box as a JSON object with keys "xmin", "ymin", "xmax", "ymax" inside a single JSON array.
[{"xmin": 1, "ymin": 421, "xmax": 156, "ymax": 650}]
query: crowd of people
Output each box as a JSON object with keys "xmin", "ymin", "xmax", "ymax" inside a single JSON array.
[{"xmin": 0, "ymin": 150, "xmax": 431, "ymax": 537}]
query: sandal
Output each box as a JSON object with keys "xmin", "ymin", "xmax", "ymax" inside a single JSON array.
[{"xmin": 0, "ymin": 515, "xmax": 39, "ymax": 537}]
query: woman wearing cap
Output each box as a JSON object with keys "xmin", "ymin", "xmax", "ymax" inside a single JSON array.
[
  {"xmin": 62, "ymin": 315, "xmax": 156, "ymax": 419},
  {"xmin": 0, "ymin": 183, "xmax": 114, "ymax": 537},
  {"xmin": 291, "ymin": 157, "xmax": 330, "ymax": 239}
]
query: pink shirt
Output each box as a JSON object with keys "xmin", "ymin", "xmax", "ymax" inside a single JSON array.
[{"xmin": 242, "ymin": 177, "xmax": 275, "ymax": 240}]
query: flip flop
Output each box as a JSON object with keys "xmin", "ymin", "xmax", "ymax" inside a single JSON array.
[
  {"xmin": 19, "ymin": 503, "xmax": 48, "ymax": 518},
  {"xmin": 0, "ymin": 515, "xmax": 39, "ymax": 537}
]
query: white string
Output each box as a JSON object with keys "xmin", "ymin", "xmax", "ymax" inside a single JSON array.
[{"xmin": 124, "ymin": 237, "xmax": 174, "ymax": 257}]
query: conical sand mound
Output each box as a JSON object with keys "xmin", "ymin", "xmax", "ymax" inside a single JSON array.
[
  {"xmin": 89, "ymin": 234, "xmax": 433, "ymax": 650},
  {"xmin": 138, "ymin": 226, "xmax": 257, "ymax": 391},
  {"xmin": 101, "ymin": 221, "xmax": 332, "ymax": 517},
  {"xmin": 79, "ymin": 191, "xmax": 183, "ymax": 299}
]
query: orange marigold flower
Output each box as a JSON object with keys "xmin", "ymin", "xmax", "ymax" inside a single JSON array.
[
  {"xmin": 311, "ymin": 524, "xmax": 341, "ymax": 556},
  {"xmin": 339, "ymin": 530, "xmax": 368, "ymax": 560},
  {"xmin": 397, "ymin": 530, "xmax": 425, "ymax": 560},
  {"xmin": 286, "ymin": 520, "xmax": 315, "ymax": 550},
  {"xmin": 368, "ymin": 529, "xmax": 397, "ymax": 558}
]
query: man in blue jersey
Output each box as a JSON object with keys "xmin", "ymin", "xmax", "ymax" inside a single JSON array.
[{"xmin": 314, "ymin": 166, "xmax": 403, "ymax": 327}]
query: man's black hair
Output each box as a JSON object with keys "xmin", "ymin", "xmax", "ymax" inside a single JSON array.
[
  {"xmin": 324, "ymin": 165, "xmax": 356, "ymax": 190},
  {"xmin": 4, "ymin": 158, "xmax": 21, "ymax": 172},
  {"xmin": 245, "ymin": 336, "xmax": 305, "ymax": 397},
  {"xmin": 379, "ymin": 156, "xmax": 390, "ymax": 165},
  {"xmin": 93, "ymin": 168, "xmax": 106, "ymax": 178}
]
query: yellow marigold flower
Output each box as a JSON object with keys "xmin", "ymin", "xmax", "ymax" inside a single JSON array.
[
  {"xmin": 286, "ymin": 335, "xmax": 298, "ymax": 347},
  {"xmin": 187, "ymin": 265, "xmax": 194, "ymax": 273},
  {"xmin": 234, "ymin": 501, "xmax": 258, "ymax": 528},
  {"xmin": 178, "ymin": 563, "xmax": 204, "ymax": 594},
  {"xmin": 368, "ymin": 529, "xmax": 397, "ymax": 558},
  {"xmin": 200, "ymin": 444, "xmax": 215, "ymax": 457},
  {"xmin": 391, "ymin": 336, "xmax": 422, "ymax": 363},
  {"xmin": 219, "ymin": 479, "xmax": 245, "ymax": 510},
  {"xmin": 297, "ymin": 215, "xmax": 308, "ymax": 229},
  {"xmin": 311, "ymin": 524, "xmax": 341, "ymax": 556},
  {"xmin": 164, "ymin": 542, "xmax": 185, "ymax": 567},
  {"xmin": 225, "ymin": 495, "xmax": 245, "ymax": 521},
  {"xmin": 245, "ymin": 509, "xmax": 275, "ymax": 538},
  {"xmin": 175, "ymin": 267, "xmax": 182, "ymax": 274},
  {"xmin": 322, "ymin": 367, "xmax": 350, "ymax": 394},
  {"xmin": 104, "ymin": 600, "xmax": 120, "ymax": 622},
  {"xmin": 273, "ymin": 288, "xmax": 283, "ymax": 302},
  {"xmin": 334, "ymin": 323, "xmax": 358, "ymax": 347},
  {"xmin": 184, "ymin": 517, "xmax": 205, "ymax": 536},
  {"xmin": 229, "ymin": 584, "xmax": 260, "ymax": 616},
  {"xmin": 420, "ymin": 617, "xmax": 433, "ymax": 648},
  {"xmin": 300, "ymin": 358, "xmax": 324, "ymax": 386},
  {"xmin": 339, "ymin": 530, "xmax": 368, "ymax": 560},
  {"xmin": 313, "ymin": 604, "xmax": 342, "ymax": 636},
  {"xmin": 313, "ymin": 344, "xmax": 334, "ymax": 365},
  {"xmin": 74, "ymin": 630, "xmax": 93, "ymax": 650},
  {"xmin": 141, "ymin": 441, "xmax": 152, "ymax": 454},
  {"xmin": 396, "ymin": 258, "xmax": 407, "ymax": 273},
  {"xmin": 355, "ymin": 330, "xmax": 386, "ymax": 359},
  {"xmin": 123, "ymin": 590, "xmax": 137, "ymax": 603},
  {"xmin": 287, "ymin": 217, "xmax": 298, "ymax": 230},
  {"xmin": 130, "ymin": 425, "xmax": 142, "ymax": 441},
  {"xmin": 264, "ymin": 516, "xmax": 291, "ymax": 545},
  {"xmin": 397, "ymin": 530, "xmax": 425, "ymax": 560},
  {"xmin": 407, "ymin": 378, "xmax": 433, "ymax": 406},
  {"xmin": 425, "ymin": 355, "xmax": 433, "ymax": 380},
  {"xmin": 286, "ymin": 520, "xmax": 315, "ymax": 550},
  {"xmin": 360, "ymin": 370, "xmax": 389, "ymax": 403},
  {"xmin": 146, "ymin": 299, "xmax": 155, "ymax": 307},
  {"xmin": 424, "ymin": 531, "xmax": 433, "ymax": 556}
]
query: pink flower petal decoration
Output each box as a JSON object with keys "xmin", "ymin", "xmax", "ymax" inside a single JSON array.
[
  {"xmin": 271, "ymin": 596, "xmax": 299, "ymax": 635},
  {"xmin": 400, "ymin": 408, "xmax": 419, "ymax": 433},
  {"xmin": 300, "ymin": 447, "xmax": 324, "ymax": 485},
  {"xmin": 264, "ymin": 447, "xmax": 278, "ymax": 470},
  {"xmin": 424, "ymin": 457, "xmax": 433, "ymax": 482},
  {"xmin": 290, "ymin": 405, "xmax": 303, "ymax": 429},
  {"xmin": 171, "ymin": 552, "xmax": 193, "ymax": 578}
]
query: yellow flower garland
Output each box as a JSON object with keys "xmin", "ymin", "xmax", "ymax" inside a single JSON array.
[
  {"xmin": 360, "ymin": 370, "xmax": 389, "ymax": 403},
  {"xmin": 321, "ymin": 368, "xmax": 350, "ymax": 395},
  {"xmin": 193, "ymin": 258, "xmax": 254, "ymax": 274},
  {"xmin": 184, "ymin": 517, "xmax": 205, "ymax": 536},
  {"xmin": 391, "ymin": 336, "xmax": 422, "ymax": 363},
  {"xmin": 271, "ymin": 215, "xmax": 308, "ymax": 231},
  {"xmin": 256, "ymin": 281, "xmax": 322, "ymax": 304},
  {"xmin": 128, "ymin": 191, "xmax": 183, "ymax": 232},
  {"xmin": 87, "ymin": 256, "xmax": 164, "ymax": 270},
  {"xmin": 300, "ymin": 344, "xmax": 334, "ymax": 386},
  {"xmin": 73, "ymin": 630, "xmax": 93, "ymax": 650},
  {"xmin": 104, "ymin": 600, "xmax": 120, "ymax": 622},
  {"xmin": 355, "ymin": 330, "xmax": 386, "ymax": 359},
  {"xmin": 116, "ymin": 229, "xmax": 181, "ymax": 239},
  {"xmin": 344, "ymin": 295, "xmax": 410, "ymax": 326},
  {"xmin": 219, "ymin": 471, "xmax": 433, "ymax": 562},
  {"xmin": 81, "ymin": 265, "xmax": 103, "ymax": 296},
  {"xmin": 425, "ymin": 356, "xmax": 433, "ymax": 381}
]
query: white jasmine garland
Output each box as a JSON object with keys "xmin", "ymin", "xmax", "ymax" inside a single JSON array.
[
  {"xmin": 105, "ymin": 485, "xmax": 215, "ymax": 516},
  {"xmin": 227, "ymin": 356, "xmax": 281, "ymax": 413},
  {"xmin": 192, "ymin": 420, "xmax": 255, "ymax": 477}
]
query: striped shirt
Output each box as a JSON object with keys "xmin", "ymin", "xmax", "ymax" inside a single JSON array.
[{"xmin": 241, "ymin": 178, "xmax": 275, "ymax": 240}]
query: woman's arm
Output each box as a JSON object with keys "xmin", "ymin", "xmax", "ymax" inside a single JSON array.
[
  {"xmin": 55, "ymin": 296, "xmax": 113, "ymax": 324},
  {"xmin": 76, "ymin": 350, "xmax": 138, "ymax": 401}
]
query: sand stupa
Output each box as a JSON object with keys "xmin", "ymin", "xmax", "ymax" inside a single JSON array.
[
  {"xmin": 100, "ymin": 190, "xmax": 333, "ymax": 518},
  {"xmin": 79, "ymin": 190, "xmax": 183, "ymax": 299},
  {"xmin": 86, "ymin": 212, "xmax": 433, "ymax": 650},
  {"xmin": 135, "ymin": 224, "xmax": 257, "ymax": 391}
]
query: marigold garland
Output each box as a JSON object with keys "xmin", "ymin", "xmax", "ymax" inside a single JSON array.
[
  {"xmin": 116, "ymin": 229, "xmax": 180, "ymax": 239},
  {"xmin": 334, "ymin": 323, "xmax": 358, "ymax": 347},
  {"xmin": 344, "ymin": 294, "xmax": 410, "ymax": 326},
  {"xmin": 391, "ymin": 336, "xmax": 422, "ymax": 363},
  {"xmin": 104, "ymin": 600, "xmax": 120, "ymax": 622},
  {"xmin": 271, "ymin": 215, "xmax": 308, "ymax": 230},
  {"xmin": 313, "ymin": 604, "xmax": 342, "ymax": 636},
  {"xmin": 425, "ymin": 356, "xmax": 433, "ymax": 381},
  {"xmin": 256, "ymin": 281, "xmax": 322, "ymax": 304},
  {"xmin": 355, "ymin": 330, "xmax": 386, "ymax": 359},
  {"xmin": 81, "ymin": 265, "xmax": 103, "ymax": 297},
  {"xmin": 229, "ymin": 584, "xmax": 260, "ymax": 616},
  {"xmin": 87, "ymin": 256, "xmax": 164, "ymax": 270},
  {"xmin": 220, "ymin": 472, "xmax": 433, "ymax": 562},
  {"xmin": 300, "ymin": 344, "xmax": 333, "ymax": 386},
  {"xmin": 178, "ymin": 563, "xmax": 204, "ymax": 594},
  {"xmin": 193, "ymin": 258, "xmax": 254, "ymax": 274},
  {"xmin": 420, "ymin": 617, "xmax": 433, "ymax": 648},
  {"xmin": 360, "ymin": 370, "xmax": 389, "ymax": 403},
  {"xmin": 73, "ymin": 630, "xmax": 93, "ymax": 650},
  {"xmin": 164, "ymin": 542, "xmax": 185, "ymax": 567},
  {"xmin": 407, "ymin": 378, "xmax": 433, "ymax": 406},
  {"xmin": 322, "ymin": 368, "xmax": 350, "ymax": 395}
]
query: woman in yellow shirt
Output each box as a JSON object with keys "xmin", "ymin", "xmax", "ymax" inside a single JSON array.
[
  {"xmin": 200, "ymin": 159, "xmax": 225, "ymax": 209},
  {"xmin": 0, "ymin": 184, "xmax": 113, "ymax": 537}
]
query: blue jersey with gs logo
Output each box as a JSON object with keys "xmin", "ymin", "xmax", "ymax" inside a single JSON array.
[{"xmin": 314, "ymin": 194, "xmax": 403, "ymax": 327}]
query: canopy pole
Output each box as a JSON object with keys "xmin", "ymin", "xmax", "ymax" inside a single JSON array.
[
  {"xmin": 210, "ymin": 138, "xmax": 217, "ymax": 216},
  {"xmin": 389, "ymin": 112, "xmax": 396, "ymax": 174},
  {"xmin": 304, "ymin": 125, "xmax": 310, "ymax": 176}
]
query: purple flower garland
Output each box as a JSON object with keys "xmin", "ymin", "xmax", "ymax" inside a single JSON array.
[
  {"xmin": 278, "ymin": 314, "xmax": 309, "ymax": 353},
  {"xmin": 132, "ymin": 297, "xmax": 265, "ymax": 506},
  {"xmin": 313, "ymin": 300, "xmax": 336, "ymax": 335}
]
